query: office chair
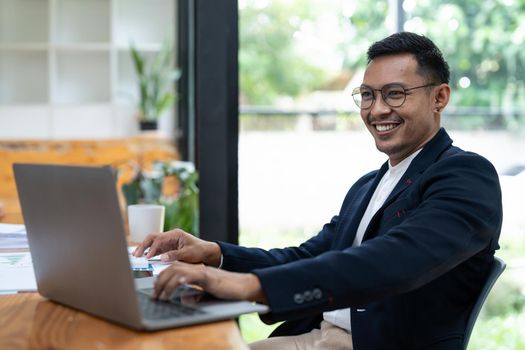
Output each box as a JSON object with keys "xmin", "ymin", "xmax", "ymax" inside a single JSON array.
[{"xmin": 463, "ymin": 256, "xmax": 506, "ymax": 349}]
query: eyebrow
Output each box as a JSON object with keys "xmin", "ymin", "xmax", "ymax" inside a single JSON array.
[{"xmin": 360, "ymin": 82, "xmax": 407, "ymax": 89}]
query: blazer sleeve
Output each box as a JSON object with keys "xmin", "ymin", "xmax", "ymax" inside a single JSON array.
[
  {"xmin": 252, "ymin": 153, "xmax": 502, "ymax": 322},
  {"xmin": 217, "ymin": 215, "xmax": 338, "ymax": 273}
]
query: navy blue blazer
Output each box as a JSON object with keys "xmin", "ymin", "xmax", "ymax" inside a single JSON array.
[{"xmin": 218, "ymin": 128, "xmax": 502, "ymax": 349}]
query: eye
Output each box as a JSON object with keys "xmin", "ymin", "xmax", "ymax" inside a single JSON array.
[
  {"xmin": 360, "ymin": 89, "xmax": 374, "ymax": 101},
  {"xmin": 385, "ymin": 88, "xmax": 405, "ymax": 100}
]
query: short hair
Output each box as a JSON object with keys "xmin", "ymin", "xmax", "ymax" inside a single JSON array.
[{"xmin": 367, "ymin": 32, "xmax": 450, "ymax": 84}]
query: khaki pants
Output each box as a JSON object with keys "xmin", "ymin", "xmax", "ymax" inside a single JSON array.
[{"xmin": 249, "ymin": 321, "xmax": 353, "ymax": 350}]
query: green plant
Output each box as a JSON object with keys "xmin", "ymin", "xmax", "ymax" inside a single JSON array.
[
  {"xmin": 482, "ymin": 276, "xmax": 525, "ymax": 318},
  {"xmin": 468, "ymin": 311, "xmax": 525, "ymax": 349},
  {"xmin": 130, "ymin": 41, "xmax": 181, "ymax": 123},
  {"xmin": 122, "ymin": 160, "xmax": 199, "ymax": 235}
]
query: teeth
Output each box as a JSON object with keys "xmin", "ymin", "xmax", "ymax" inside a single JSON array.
[{"xmin": 375, "ymin": 124, "xmax": 397, "ymax": 132}]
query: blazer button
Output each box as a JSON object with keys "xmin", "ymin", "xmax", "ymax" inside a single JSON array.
[
  {"xmin": 312, "ymin": 288, "xmax": 322, "ymax": 300},
  {"xmin": 293, "ymin": 293, "xmax": 304, "ymax": 304},
  {"xmin": 304, "ymin": 291, "xmax": 313, "ymax": 302}
]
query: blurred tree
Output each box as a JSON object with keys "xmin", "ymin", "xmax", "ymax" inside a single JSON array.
[
  {"xmin": 239, "ymin": 0, "xmax": 389, "ymax": 105},
  {"xmin": 239, "ymin": 0, "xmax": 348, "ymax": 104},
  {"xmin": 239, "ymin": 0, "xmax": 525, "ymax": 128},
  {"xmin": 403, "ymin": 0, "xmax": 525, "ymax": 126},
  {"xmin": 340, "ymin": 0, "xmax": 390, "ymax": 69},
  {"xmin": 240, "ymin": 0, "xmax": 326, "ymax": 104}
]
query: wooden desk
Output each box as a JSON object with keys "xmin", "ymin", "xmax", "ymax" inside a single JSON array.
[
  {"xmin": 0, "ymin": 246, "xmax": 248, "ymax": 349},
  {"xmin": 0, "ymin": 293, "xmax": 249, "ymax": 350}
]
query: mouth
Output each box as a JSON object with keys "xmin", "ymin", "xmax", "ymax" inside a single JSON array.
[{"xmin": 371, "ymin": 121, "xmax": 402, "ymax": 134}]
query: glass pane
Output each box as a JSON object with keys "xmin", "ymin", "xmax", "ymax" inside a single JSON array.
[
  {"xmin": 404, "ymin": 1, "xmax": 525, "ymax": 347},
  {"xmin": 239, "ymin": 0, "xmax": 389, "ymax": 248},
  {"xmin": 238, "ymin": 0, "xmax": 390, "ymax": 341},
  {"xmin": 238, "ymin": 0, "xmax": 525, "ymax": 345}
]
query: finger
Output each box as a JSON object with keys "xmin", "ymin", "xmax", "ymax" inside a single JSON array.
[
  {"xmin": 161, "ymin": 249, "xmax": 181, "ymax": 262},
  {"xmin": 132, "ymin": 243, "xmax": 143, "ymax": 257},
  {"xmin": 154, "ymin": 263, "xmax": 182, "ymax": 299},
  {"xmin": 161, "ymin": 275, "xmax": 188, "ymax": 301},
  {"xmin": 146, "ymin": 236, "xmax": 166, "ymax": 259},
  {"xmin": 133, "ymin": 235, "xmax": 154, "ymax": 257},
  {"xmin": 147, "ymin": 230, "xmax": 182, "ymax": 259},
  {"xmin": 153, "ymin": 267, "xmax": 172, "ymax": 299}
]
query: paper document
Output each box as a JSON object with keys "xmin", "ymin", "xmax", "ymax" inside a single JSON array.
[
  {"xmin": 0, "ymin": 223, "xmax": 26, "ymax": 234},
  {"xmin": 0, "ymin": 223, "xmax": 28, "ymax": 249},
  {"xmin": 0, "ymin": 252, "xmax": 37, "ymax": 292}
]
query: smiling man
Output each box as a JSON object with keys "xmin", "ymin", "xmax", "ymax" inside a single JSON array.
[
  {"xmin": 134, "ymin": 32, "xmax": 503, "ymax": 350},
  {"xmin": 357, "ymin": 40, "xmax": 451, "ymax": 168}
]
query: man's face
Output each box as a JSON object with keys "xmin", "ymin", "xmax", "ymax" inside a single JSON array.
[{"xmin": 360, "ymin": 54, "xmax": 441, "ymax": 166}]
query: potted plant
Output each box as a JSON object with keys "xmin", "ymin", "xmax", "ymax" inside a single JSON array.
[
  {"xmin": 121, "ymin": 160, "xmax": 199, "ymax": 235},
  {"xmin": 130, "ymin": 41, "xmax": 181, "ymax": 130}
]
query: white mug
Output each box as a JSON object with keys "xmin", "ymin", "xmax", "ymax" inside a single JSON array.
[{"xmin": 127, "ymin": 204, "xmax": 165, "ymax": 243}]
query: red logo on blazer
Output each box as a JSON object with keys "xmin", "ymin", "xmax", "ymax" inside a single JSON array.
[{"xmin": 396, "ymin": 209, "xmax": 407, "ymax": 218}]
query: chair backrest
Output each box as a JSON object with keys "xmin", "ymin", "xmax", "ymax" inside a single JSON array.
[{"xmin": 463, "ymin": 256, "xmax": 506, "ymax": 349}]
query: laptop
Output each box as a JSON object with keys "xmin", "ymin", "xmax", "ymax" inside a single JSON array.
[{"xmin": 13, "ymin": 163, "xmax": 268, "ymax": 331}]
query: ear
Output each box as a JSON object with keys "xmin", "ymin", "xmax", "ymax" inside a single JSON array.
[{"xmin": 433, "ymin": 83, "xmax": 450, "ymax": 113}]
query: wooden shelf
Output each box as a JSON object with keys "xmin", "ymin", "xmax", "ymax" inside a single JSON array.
[{"xmin": 0, "ymin": 137, "xmax": 179, "ymax": 224}]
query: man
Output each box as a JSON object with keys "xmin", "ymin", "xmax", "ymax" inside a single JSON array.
[{"xmin": 133, "ymin": 32, "xmax": 502, "ymax": 349}]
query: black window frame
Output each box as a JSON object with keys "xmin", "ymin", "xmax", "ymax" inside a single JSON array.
[{"xmin": 177, "ymin": 0, "xmax": 239, "ymax": 244}]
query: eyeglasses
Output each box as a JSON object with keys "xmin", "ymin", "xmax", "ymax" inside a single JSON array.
[{"xmin": 352, "ymin": 83, "xmax": 437, "ymax": 109}]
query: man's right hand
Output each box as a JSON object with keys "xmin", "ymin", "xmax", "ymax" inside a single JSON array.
[{"xmin": 132, "ymin": 228, "xmax": 222, "ymax": 267}]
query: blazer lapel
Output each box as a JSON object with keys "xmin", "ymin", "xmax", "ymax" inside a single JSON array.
[
  {"xmin": 362, "ymin": 128, "xmax": 454, "ymax": 241},
  {"xmin": 333, "ymin": 161, "xmax": 389, "ymax": 249}
]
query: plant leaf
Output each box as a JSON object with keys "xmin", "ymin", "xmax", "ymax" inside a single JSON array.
[
  {"xmin": 130, "ymin": 44, "xmax": 145, "ymax": 77},
  {"xmin": 156, "ymin": 93, "xmax": 175, "ymax": 115}
]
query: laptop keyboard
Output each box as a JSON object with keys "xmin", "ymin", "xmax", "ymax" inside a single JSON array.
[{"xmin": 137, "ymin": 292, "xmax": 205, "ymax": 320}]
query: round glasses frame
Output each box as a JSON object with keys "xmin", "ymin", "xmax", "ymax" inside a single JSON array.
[{"xmin": 352, "ymin": 83, "xmax": 437, "ymax": 109}]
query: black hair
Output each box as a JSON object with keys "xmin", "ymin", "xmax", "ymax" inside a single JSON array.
[{"xmin": 367, "ymin": 32, "xmax": 450, "ymax": 84}]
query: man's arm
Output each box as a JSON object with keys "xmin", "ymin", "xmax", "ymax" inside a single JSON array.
[
  {"xmin": 149, "ymin": 215, "xmax": 340, "ymax": 303},
  {"xmin": 218, "ymin": 215, "xmax": 340, "ymax": 272},
  {"xmin": 252, "ymin": 153, "xmax": 502, "ymax": 322},
  {"xmin": 153, "ymin": 261, "xmax": 268, "ymax": 304}
]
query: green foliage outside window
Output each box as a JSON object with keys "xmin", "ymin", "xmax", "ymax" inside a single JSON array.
[
  {"xmin": 238, "ymin": 1, "xmax": 525, "ymax": 347},
  {"xmin": 240, "ymin": 0, "xmax": 334, "ymax": 104},
  {"xmin": 239, "ymin": 0, "xmax": 525, "ymax": 129},
  {"xmin": 239, "ymin": 0, "xmax": 388, "ymax": 105},
  {"xmin": 403, "ymin": 0, "xmax": 525, "ymax": 128}
]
